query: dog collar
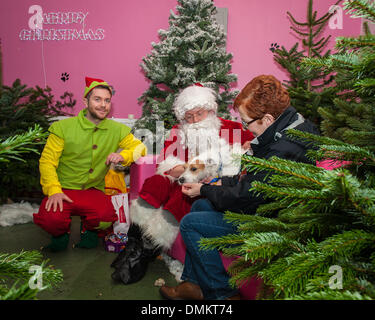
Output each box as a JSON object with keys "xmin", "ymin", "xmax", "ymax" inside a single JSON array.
[{"xmin": 207, "ymin": 176, "xmax": 221, "ymax": 185}]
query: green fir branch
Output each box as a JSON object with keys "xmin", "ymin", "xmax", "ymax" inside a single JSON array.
[
  {"xmin": 241, "ymin": 232, "xmax": 304, "ymax": 263},
  {"xmin": 228, "ymin": 263, "xmax": 265, "ymax": 289},
  {"xmin": 336, "ymin": 35, "xmax": 375, "ymax": 48},
  {"xmin": 0, "ymin": 125, "xmax": 47, "ymax": 163},
  {"xmin": 236, "ymin": 217, "xmax": 291, "ymax": 234},
  {"xmin": 313, "ymin": 144, "xmax": 375, "ymax": 164},
  {"xmin": 0, "ymin": 281, "xmax": 40, "ymax": 300},
  {"xmin": 242, "ymin": 155, "xmax": 326, "ymax": 188},
  {"xmin": 250, "ymin": 181, "xmax": 328, "ymax": 207},
  {"xmin": 254, "ymin": 201, "xmax": 290, "ymax": 216},
  {"xmin": 344, "ymin": 0, "xmax": 375, "ymax": 23},
  {"xmin": 199, "ymin": 233, "xmax": 245, "ymax": 252},
  {"xmin": 0, "ymin": 250, "xmax": 63, "ymax": 300},
  {"xmin": 302, "ymin": 53, "xmax": 360, "ymax": 72},
  {"xmin": 289, "ymin": 289, "xmax": 373, "ymax": 300},
  {"xmin": 259, "ymin": 249, "xmax": 332, "ymax": 298},
  {"xmin": 318, "ymin": 230, "xmax": 375, "ymax": 259},
  {"xmin": 0, "ymin": 250, "xmax": 63, "ymax": 285}
]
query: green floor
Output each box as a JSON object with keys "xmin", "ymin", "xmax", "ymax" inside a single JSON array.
[{"xmin": 0, "ymin": 217, "xmax": 178, "ymax": 300}]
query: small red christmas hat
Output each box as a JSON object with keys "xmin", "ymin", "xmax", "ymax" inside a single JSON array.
[{"xmin": 84, "ymin": 77, "xmax": 112, "ymax": 98}]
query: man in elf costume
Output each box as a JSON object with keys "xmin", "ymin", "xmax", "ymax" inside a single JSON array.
[
  {"xmin": 129, "ymin": 84, "xmax": 253, "ymax": 253},
  {"xmin": 33, "ymin": 77, "xmax": 146, "ymax": 252}
]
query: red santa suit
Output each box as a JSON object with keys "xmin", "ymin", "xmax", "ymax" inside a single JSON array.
[
  {"xmin": 139, "ymin": 118, "xmax": 252, "ymax": 222},
  {"xmin": 130, "ymin": 84, "xmax": 253, "ymax": 250}
]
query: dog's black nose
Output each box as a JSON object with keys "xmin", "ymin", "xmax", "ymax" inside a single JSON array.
[{"xmin": 178, "ymin": 177, "xmax": 185, "ymax": 184}]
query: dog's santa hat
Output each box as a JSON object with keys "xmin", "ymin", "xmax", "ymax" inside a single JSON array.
[
  {"xmin": 156, "ymin": 156, "xmax": 185, "ymax": 179},
  {"xmin": 173, "ymin": 83, "xmax": 218, "ymax": 121}
]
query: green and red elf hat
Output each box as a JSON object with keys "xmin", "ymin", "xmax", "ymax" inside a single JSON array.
[{"xmin": 84, "ymin": 77, "xmax": 112, "ymax": 98}]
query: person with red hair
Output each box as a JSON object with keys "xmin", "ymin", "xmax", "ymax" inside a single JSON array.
[{"xmin": 159, "ymin": 75, "xmax": 319, "ymax": 300}]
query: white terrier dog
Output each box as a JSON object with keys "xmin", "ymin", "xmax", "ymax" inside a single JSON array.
[
  {"xmin": 178, "ymin": 138, "xmax": 242, "ymax": 184},
  {"xmin": 130, "ymin": 139, "xmax": 243, "ymax": 252}
]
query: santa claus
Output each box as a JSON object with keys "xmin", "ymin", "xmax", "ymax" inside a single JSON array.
[{"xmin": 129, "ymin": 84, "xmax": 253, "ymax": 253}]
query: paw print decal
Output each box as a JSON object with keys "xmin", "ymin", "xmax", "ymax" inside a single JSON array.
[
  {"xmin": 61, "ymin": 72, "xmax": 69, "ymax": 82},
  {"xmin": 269, "ymin": 43, "xmax": 280, "ymax": 53}
]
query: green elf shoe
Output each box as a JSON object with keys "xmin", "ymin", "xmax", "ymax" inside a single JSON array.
[
  {"xmin": 74, "ymin": 230, "xmax": 98, "ymax": 249},
  {"xmin": 44, "ymin": 233, "xmax": 70, "ymax": 252}
]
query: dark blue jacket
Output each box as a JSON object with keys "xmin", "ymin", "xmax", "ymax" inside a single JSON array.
[{"xmin": 200, "ymin": 106, "xmax": 319, "ymax": 214}]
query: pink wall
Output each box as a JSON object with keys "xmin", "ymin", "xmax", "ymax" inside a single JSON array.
[{"xmin": 0, "ymin": 0, "xmax": 361, "ymax": 119}]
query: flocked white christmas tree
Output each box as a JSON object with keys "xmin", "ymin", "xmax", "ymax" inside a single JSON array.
[{"xmin": 134, "ymin": 0, "xmax": 238, "ymax": 149}]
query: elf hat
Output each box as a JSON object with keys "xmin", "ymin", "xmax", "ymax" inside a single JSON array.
[
  {"xmin": 173, "ymin": 84, "xmax": 218, "ymax": 121},
  {"xmin": 84, "ymin": 77, "xmax": 112, "ymax": 98}
]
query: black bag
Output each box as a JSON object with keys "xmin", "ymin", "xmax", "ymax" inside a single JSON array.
[{"xmin": 110, "ymin": 236, "xmax": 149, "ymax": 284}]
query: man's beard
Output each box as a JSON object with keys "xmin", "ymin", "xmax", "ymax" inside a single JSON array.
[
  {"xmin": 179, "ymin": 114, "xmax": 222, "ymax": 159},
  {"xmin": 87, "ymin": 102, "xmax": 110, "ymax": 122}
]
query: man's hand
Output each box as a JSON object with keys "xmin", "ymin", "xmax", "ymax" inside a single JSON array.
[
  {"xmin": 106, "ymin": 153, "xmax": 125, "ymax": 165},
  {"xmin": 45, "ymin": 193, "xmax": 73, "ymax": 212},
  {"xmin": 181, "ymin": 183, "xmax": 203, "ymax": 198}
]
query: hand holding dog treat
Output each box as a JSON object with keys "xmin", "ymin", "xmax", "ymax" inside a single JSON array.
[{"xmin": 181, "ymin": 183, "xmax": 203, "ymax": 198}]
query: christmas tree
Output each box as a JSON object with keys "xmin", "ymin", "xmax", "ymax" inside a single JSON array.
[
  {"xmin": 0, "ymin": 128, "xmax": 63, "ymax": 300},
  {"xmin": 303, "ymin": 0, "xmax": 375, "ymax": 147},
  {"xmin": 201, "ymin": 0, "xmax": 375, "ymax": 300},
  {"xmin": 0, "ymin": 124, "xmax": 47, "ymax": 163},
  {"xmin": 272, "ymin": 0, "xmax": 342, "ymax": 125},
  {"xmin": 135, "ymin": 0, "xmax": 238, "ymax": 150},
  {"xmin": 0, "ymin": 79, "xmax": 75, "ymax": 202},
  {"xmin": 0, "ymin": 250, "xmax": 63, "ymax": 300}
]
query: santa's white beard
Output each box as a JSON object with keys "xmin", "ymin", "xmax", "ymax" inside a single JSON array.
[{"xmin": 179, "ymin": 114, "xmax": 222, "ymax": 159}]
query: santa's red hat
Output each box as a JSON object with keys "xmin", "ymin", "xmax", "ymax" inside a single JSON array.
[
  {"xmin": 84, "ymin": 77, "xmax": 112, "ymax": 98},
  {"xmin": 173, "ymin": 84, "xmax": 218, "ymax": 121}
]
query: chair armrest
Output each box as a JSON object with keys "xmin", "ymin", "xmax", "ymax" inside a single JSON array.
[{"xmin": 129, "ymin": 155, "xmax": 158, "ymax": 201}]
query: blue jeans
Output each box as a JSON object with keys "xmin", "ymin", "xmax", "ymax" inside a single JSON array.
[{"xmin": 180, "ymin": 199, "xmax": 239, "ymax": 299}]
